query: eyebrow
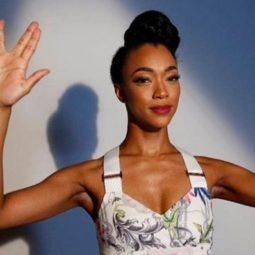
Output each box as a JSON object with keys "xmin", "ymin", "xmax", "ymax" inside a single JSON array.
[{"xmin": 131, "ymin": 65, "xmax": 177, "ymax": 76}]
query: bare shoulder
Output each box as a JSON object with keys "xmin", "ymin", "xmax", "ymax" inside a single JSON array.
[
  {"xmin": 194, "ymin": 154, "xmax": 246, "ymax": 179},
  {"xmin": 193, "ymin": 155, "xmax": 227, "ymax": 194},
  {"xmin": 46, "ymin": 155, "xmax": 104, "ymax": 218},
  {"xmin": 194, "ymin": 154, "xmax": 255, "ymax": 205},
  {"xmin": 52, "ymin": 155, "xmax": 103, "ymax": 188},
  {"xmin": 72, "ymin": 155, "xmax": 104, "ymax": 217},
  {"xmin": 193, "ymin": 154, "xmax": 252, "ymax": 194},
  {"xmin": 78, "ymin": 155, "xmax": 104, "ymax": 189}
]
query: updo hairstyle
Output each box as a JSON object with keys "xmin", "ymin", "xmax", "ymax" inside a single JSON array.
[{"xmin": 110, "ymin": 10, "xmax": 181, "ymax": 86}]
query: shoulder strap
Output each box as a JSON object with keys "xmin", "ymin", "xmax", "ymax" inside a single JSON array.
[
  {"xmin": 175, "ymin": 146, "xmax": 208, "ymax": 188},
  {"xmin": 103, "ymin": 145, "xmax": 123, "ymax": 193},
  {"xmin": 103, "ymin": 144, "xmax": 208, "ymax": 193}
]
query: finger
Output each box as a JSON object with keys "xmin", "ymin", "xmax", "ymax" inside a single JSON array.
[
  {"xmin": 0, "ymin": 19, "xmax": 6, "ymax": 53},
  {"xmin": 21, "ymin": 27, "xmax": 41, "ymax": 64},
  {"xmin": 12, "ymin": 21, "xmax": 39, "ymax": 56},
  {"xmin": 24, "ymin": 69, "xmax": 50, "ymax": 92}
]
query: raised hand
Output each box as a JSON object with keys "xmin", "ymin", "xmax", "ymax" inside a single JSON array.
[{"xmin": 0, "ymin": 20, "xmax": 50, "ymax": 108}]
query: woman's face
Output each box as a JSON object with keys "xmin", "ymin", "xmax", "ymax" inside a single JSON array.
[{"xmin": 115, "ymin": 43, "xmax": 181, "ymax": 131}]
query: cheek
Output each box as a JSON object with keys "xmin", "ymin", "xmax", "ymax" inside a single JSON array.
[
  {"xmin": 125, "ymin": 89, "xmax": 150, "ymax": 113},
  {"xmin": 170, "ymin": 85, "xmax": 181, "ymax": 114},
  {"xmin": 169, "ymin": 84, "xmax": 180, "ymax": 102},
  {"xmin": 126, "ymin": 87, "xmax": 149, "ymax": 104}
]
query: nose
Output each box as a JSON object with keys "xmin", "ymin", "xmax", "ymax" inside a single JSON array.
[{"xmin": 153, "ymin": 82, "xmax": 169, "ymax": 99}]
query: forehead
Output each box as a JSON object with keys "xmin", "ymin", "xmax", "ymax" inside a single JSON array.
[{"xmin": 123, "ymin": 43, "xmax": 177, "ymax": 76}]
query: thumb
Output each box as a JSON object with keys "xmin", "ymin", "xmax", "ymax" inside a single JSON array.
[{"xmin": 25, "ymin": 69, "xmax": 50, "ymax": 92}]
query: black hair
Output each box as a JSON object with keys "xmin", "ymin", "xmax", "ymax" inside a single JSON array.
[{"xmin": 110, "ymin": 10, "xmax": 181, "ymax": 86}]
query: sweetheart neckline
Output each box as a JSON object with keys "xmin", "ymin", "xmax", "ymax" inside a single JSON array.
[
  {"xmin": 95, "ymin": 187, "xmax": 195, "ymax": 220},
  {"xmin": 114, "ymin": 145, "xmax": 193, "ymax": 217},
  {"xmin": 121, "ymin": 187, "xmax": 194, "ymax": 216}
]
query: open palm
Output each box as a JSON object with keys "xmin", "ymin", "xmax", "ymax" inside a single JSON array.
[{"xmin": 0, "ymin": 20, "xmax": 50, "ymax": 108}]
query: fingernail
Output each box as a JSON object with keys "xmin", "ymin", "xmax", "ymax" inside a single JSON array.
[{"xmin": 32, "ymin": 21, "xmax": 39, "ymax": 26}]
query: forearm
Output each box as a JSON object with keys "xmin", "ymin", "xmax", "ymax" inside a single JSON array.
[{"xmin": 0, "ymin": 106, "xmax": 12, "ymax": 208}]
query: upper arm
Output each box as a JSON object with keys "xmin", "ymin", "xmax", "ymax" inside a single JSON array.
[
  {"xmin": 207, "ymin": 157, "xmax": 255, "ymax": 207},
  {"xmin": 0, "ymin": 161, "xmax": 91, "ymax": 230}
]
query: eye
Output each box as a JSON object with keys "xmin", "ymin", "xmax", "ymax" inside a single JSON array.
[
  {"xmin": 133, "ymin": 77, "xmax": 151, "ymax": 84},
  {"xmin": 167, "ymin": 74, "xmax": 181, "ymax": 82}
]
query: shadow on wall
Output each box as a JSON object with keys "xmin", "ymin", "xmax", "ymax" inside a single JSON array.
[
  {"xmin": 0, "ymin": 84, "xmax": 100, "ymax": 255},
  {"xmin": 47, "ymin": 84, "xmax": 98, "ymax": 168}
]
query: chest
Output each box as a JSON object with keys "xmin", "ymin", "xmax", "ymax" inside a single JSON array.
[
  {"xmin": 121, "ymin": 159, "xmax": 192, "ymax": 214},
  {"xmin": 95, "ymin": 186, "xmax": 214, "ymax": 254},
  {"xmin": 93, "ymin": 154, "xmax": 213, "ymax": 220}
]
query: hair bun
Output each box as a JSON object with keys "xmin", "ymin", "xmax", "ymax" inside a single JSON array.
[
  {"xmin": 110, "ymin": 10, "xmax": 181, "ymax": 86},
  {"xmin": 124, "ymin": 10, "xmax": 180, "ymax": 53}
]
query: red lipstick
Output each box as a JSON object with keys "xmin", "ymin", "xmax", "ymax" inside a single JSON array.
[{"xmin": 150, "ymin": 105, "xmax": 172, "ymax": 114}]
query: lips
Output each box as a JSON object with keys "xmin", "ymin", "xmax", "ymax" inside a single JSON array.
[{"xmin": 150, "ymin": 105, "xmax": 172, "ymax": 114}]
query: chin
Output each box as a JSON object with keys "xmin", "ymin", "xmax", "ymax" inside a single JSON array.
[{"xmin": 143, "ymin": 119, "xmax": 170, "ymax": 131}]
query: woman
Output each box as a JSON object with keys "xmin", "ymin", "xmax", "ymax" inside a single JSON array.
[{"xmin": 0, "ymin": 9, "xmax": 254, "ymax": 255}]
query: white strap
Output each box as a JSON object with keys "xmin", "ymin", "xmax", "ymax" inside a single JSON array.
[
  {"xmin": 103, "ymin": 145, "xmax": 208, "ymax": 194},
  {"xmin": 103, "ymin": 145, "xmax": 122, "ymax": 193},
  {"xmin": 175, "ymin": 146, "xmax": 208, "ymax": 188}
]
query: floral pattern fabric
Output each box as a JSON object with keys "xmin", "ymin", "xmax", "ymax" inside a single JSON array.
[
  {"xmin": 94, "ymin": 145, "xmax": 214, "ymax": 255},
  {"xmin": 95, "ymin": 186, "xmax": 213, "ymax": 255}
]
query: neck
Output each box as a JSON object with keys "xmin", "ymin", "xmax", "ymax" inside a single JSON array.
[{"xmin": 120, "ymin": 121, "xmax": 176, "ymax": 156}]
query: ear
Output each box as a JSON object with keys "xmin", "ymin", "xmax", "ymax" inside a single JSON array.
[{"xmin": 114, "ymin": 84, "xmax": 126, "ymax": 103}]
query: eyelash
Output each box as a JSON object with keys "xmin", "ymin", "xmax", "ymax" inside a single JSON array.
[{"xmin": 133, "ymin": 74, "xmax": 181, "ymax": 84}]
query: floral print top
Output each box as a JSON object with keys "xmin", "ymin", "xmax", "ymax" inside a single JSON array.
[{"xmin": 94, "ymin": 145, "xmax": 214, "ymax": 255}]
